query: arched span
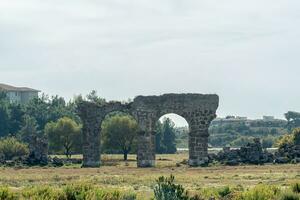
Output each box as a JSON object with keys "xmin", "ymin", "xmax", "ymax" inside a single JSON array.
[{"xmin": 77, "ymin": 93, "xmax": 219, "ymax": 168}]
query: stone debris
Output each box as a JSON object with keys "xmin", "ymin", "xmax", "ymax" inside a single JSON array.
[{"xmin": 212, "ymin": 138, "xmax": 274, "ymax": 165}]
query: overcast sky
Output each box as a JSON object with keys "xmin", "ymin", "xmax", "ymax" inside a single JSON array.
[{"xmin": 1, "ymin": 0, "xmax": 300, "ymax": 124}]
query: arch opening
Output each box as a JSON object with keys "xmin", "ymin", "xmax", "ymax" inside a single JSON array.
[
  {"xmin": 156, "ymin": 113, "xmax": 189, "ymax": 154},
  {"xmin": 100, "ymin": 111, "xmax": 140, "ymax": 162}
]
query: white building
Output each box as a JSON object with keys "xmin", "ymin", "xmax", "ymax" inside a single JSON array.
[{"xmin": 0, "ymin": 83, "xmax": 40, "ymax": 104}]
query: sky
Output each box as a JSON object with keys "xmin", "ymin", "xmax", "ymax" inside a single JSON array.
[{"xmin": 1, "ymin": 0, "xmax": 300, "ymax": 125}]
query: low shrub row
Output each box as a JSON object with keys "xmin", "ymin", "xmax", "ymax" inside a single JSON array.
[
  {"xmin": 153, "ymin": 175, "xmax": 300, "ymax": 200},
  {"xmin": 1, "ymin": 177, "xmax": 300, "ymax": 200},
  {"xmin": 0, "ymin": 183, "xmax": 136, "ymax": 200}
]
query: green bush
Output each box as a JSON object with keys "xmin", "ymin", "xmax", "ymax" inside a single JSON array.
[
  {"xmin": 218, "ymin": 186, "xmax": 231, "ymax": 197},
  {"xmin": 63, "ymin": 183, "xmax": 94, "ymax": 200},
  {"xmin": 0, "ymin": 187, "xmax": 17, "ymax": 200},
  {"xmin": 154, "ymin": 175, "xmax": 189, "ymax": 200},
  {"xmin": 0, "ymin": 137, "xmax": 29, "ymax": 160},
  {"xmin": 292, "ymin": 183, "xmax": 300, "ymax": 194},
  {"xmin": 279, "ymin": 191, "xmax": 300, "ymax": 200},
  {"xmin": 233, "ymin": 184, "xmax": 280, "ymax": 200},
  {"xmin": 22, "ymin": 186, "xmax": 66, "ymax": 200}
]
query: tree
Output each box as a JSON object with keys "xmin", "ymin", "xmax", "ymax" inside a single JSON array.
[
  {"xmin": 8, "ymin": 103, "xmax": 25, "ymax": 136},
  {"xmin": 0, "ymin": 92, "xmax": 9, "ymax": 137},
  {"xmin": 292, "ymin": 128, "xmax": 300, "ymax": 145},
  {"xmin": 24, "ymin": 94, "xmax": 51, "ymax": 130},
  {"xmin": 86, "ymin": 90, "xmax": 106, "ymax": 105},
  {"xmin": 156, "ymin": 118, "xmax": 177, "ymax": 154},
  {"xmin": 102, "ymin": 114, "xmax": 138, "ymax": 161},
  {"xmin": 45, "ymin": 117, "xmax": 81, "ymax": 158},
  {"xmin": 285, "ymin": 111, "xmax": 300, "ymax": 130},
  {"xmin": 19, "ymin": 115, "xmax": 39, "ymax": 143},
  {"xmin": 274, "ymin": 128, "xmax": 300, "ymax": 148}
]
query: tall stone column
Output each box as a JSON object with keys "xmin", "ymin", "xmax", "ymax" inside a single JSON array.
[
  {"xmin": 81, "ymin": 118, "xmax": 102, "ymax": 167},
  {"xmin": 188, "ymin": 110, "xmax": 216, "ymax": 167},
  {"xmin": 135, "ymin": 112, "xmax": 156, "ymax": 168},
  {"xmin": 188, "ymin": 128, "xmax": 209, "ymax": 166},
  {"xmin": 137, "ymin": 131, "xmax": 156, "ymax": 167}
]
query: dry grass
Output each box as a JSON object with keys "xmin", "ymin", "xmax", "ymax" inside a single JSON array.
[{"xmin": 0, "ymin": 153, "xmax": 300, "ymax": 199}]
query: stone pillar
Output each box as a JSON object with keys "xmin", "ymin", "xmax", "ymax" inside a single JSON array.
[
  {"xmin": 187, "ymin": 110, "xmax": 216, "ymax": 167},
  {"xmin": 81, "ymin": 119, "xmax": 102, "ymax": 168},
  {"xmin": 188, "ymin": 129, "xmax": 209, "ymax": 166},
  {"xmin": 137, "ymin": 131, "xmax": 155, "ymax": 167},
  {"xmin": 135, "ymin": 112, "xmax": 156, "ymax": 168}
]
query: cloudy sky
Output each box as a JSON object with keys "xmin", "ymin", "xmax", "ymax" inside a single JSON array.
[{"xmin": 1, "ymin": 0, "xmax": 300, "ymax": 123}]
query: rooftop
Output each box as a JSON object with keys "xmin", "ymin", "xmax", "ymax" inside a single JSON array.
[{"xmin": 0, "ymin": 83, "xmax": 40, "ymax": 92}]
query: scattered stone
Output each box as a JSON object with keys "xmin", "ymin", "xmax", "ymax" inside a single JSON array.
[
  {"xmin": 51, "ymin": 156, "xmax": 64, "ymax": 167},
  {"xmin": 214, "ymin": 138, "xmax": 272, "ymax": 165}
]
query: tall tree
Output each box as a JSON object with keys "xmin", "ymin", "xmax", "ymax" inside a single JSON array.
[
  {"xmin": 0, "ymin": 91, "xmax": 9, "ymax": 137},
  {"xmin": 156, "ymin": 118, "xmax": 177, "ymax": 154},
  {"xmin": 8, "ymin": 103, "xmax": 25, "ymax": 136},
  {"xmin": 285, "ymin": 111, "xmax": 300, "ymax": 130},
  {"xmin": 102, "ymin": 114, "xmax": 138, "ymax": 161},
  {"xmin": 19, "ymin": 115, "xmax": 39, "ymax": 143},
  {"xmin": 45, "ymin": 117, "xmax": 81, "ymax": 158}
]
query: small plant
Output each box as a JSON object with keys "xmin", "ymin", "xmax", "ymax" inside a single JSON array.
[
  {"xmin": 0, "ymin": 187, "xmax": 17, "ymax": 200},
  {"xmin": 279, "ymin": 191, "xmax": 300, "ymax": 200},
  {"xmin": 218, "ymin": 186, "xmax": 231, "ymax": 197},
  {"xmin": 292, "ymin": 183, "xmax": 300, "ymax": 193},
  {"xmin": 63, "ymin": 182, "xmax": 94, "ymax": 200},
  {"xmin": 22, "ymin": 186, "xmax": 66, "ymax": 200},
  {"xmin": 154, "ymin": 175, "xmax": 189, "ymax": 200},
  {"xmin": 234, "ymin": 184, "xmax": 280, "ymax": 200}
]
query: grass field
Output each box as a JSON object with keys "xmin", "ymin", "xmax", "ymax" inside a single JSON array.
[{"xmin": 0, "ymin": 153, "xmax": 300, "ymax": 199}]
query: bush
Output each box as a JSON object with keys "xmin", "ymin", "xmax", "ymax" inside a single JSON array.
[
  {"xmin": 22, "ymin": 186, "xmax": 66, "ymax": 200},
  {"xmin": 0, "ymin": 137, "xmax": 29, "ymax": 160},
  {"xmin": 233, "ymin": 184, "xmax": 280, "ymax": 200},
  {"xmin": 0, "ymin": 187, "xmax": 17, "ymax": 200},
  {"xmin": 292, "ymin": 183, "xmax": 300, "ymax": 194},
  {"xmin": 279, "ymin": 191, "xmax": 300, "ymax": 200},
  {"xmin": 154, "ymin": 175, "xmax": 189, "ymax": 200},
  {"xmin": 0, "ymin": 184, "xmax": 136, "ymax": 200},
  {"xmin": 218, "ymin": 186, "xmax": 231, "ymax": 197},
  {"xmin": 63, "ymin": 183, "xmax": 94, "ymax": 200}
]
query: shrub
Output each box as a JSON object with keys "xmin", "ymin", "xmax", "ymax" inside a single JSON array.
[
  {"xmin": 63, "ymin": 183, "xmax": 94, "ymax": 200},
  {"xmin": 292, "ymin": 183, "xmax": 300, "ymax": 194},
  {"xmin": 234, "ymin": 184, "xmax": 280, "ymax": 200},
  {"xmin": 22, "ymin": 186, "xmax": 66, "ymax": 200},
  {"xmin": 279, "ymin": 191, "xmax": 300, "ymax": 200},
  {"xmin": 218, "ymin": 186, "xmax": 231, "ymax": 197},
  {"xmin": 0, "ymin": 137, "xmax": 29, "ymax": 160},
  {"xmin": 0, "ymin": 187, "xmax": 17, "ymax": 200},
  {"xmin": 154, "ymin": 175, "xmax": 189, "ymax": 200}
]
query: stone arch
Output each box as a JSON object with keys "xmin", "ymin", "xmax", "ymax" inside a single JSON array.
[
  {"xmin": 77, "ymin": 93, "xmax": 219, "ymax": 168},
  {"xmin": 77, "ymin": 101, "xmax": 132, "ymax": 167}
]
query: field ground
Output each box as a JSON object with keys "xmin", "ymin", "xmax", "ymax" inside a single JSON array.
[{"xmin": 0, "ymin": 153, "xmax": 300, "ymax": 199}]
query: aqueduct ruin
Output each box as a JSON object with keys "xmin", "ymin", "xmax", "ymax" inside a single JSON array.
[{"xmin": 77, "ymin": 93, "xmax": 219, "ymax": 167}]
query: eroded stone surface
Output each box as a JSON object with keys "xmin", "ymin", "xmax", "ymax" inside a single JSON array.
[{"xmin": 77, "ymin": 93, "xmax": 219, "ymax": 168}]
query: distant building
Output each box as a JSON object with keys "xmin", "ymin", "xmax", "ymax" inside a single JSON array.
[
  {"xmin": 0, "ymin": 83, "xmax": 40, "ymax": 104},
  {"xmin": 263, "ymin": 116, "xmax": 275, "ymax": 121}
]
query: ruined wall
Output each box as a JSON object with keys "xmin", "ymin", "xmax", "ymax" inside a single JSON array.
[{"xmin": 77, "ymin": 93, "xmax": 219, "ymax": 168}]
